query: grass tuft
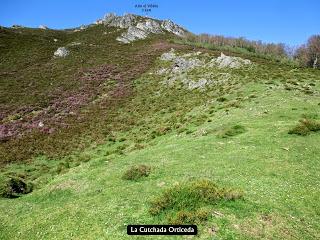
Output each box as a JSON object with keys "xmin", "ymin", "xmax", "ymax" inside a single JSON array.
[
  {"xmin": 168, "ymin": 209, "xmax": 210, "ymax": 225},
  {"xmin": 217, "ymin": 125, "xmax": 246, "ymax": 138},
  {"xmin": 288, "ymin": 118, "xmax": 320, "ymax": 136},
  {"xmin": 122, "ymin": 164, "xmax": 151, "ymax": 181}
]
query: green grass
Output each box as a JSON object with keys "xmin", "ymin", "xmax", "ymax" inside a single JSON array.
[
  {"xmin": 0, "ymin": 25, "xmax": 320, "ymax": 239},
  {"xmin": 1, "ymin": 79, "xmax": 319, "ymax": 239}
]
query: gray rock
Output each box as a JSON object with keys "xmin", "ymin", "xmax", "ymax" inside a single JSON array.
[
  {"xmin": 161, "ymin": 20, "xmax": 185, "ymax": 36},
  {"xmin": 54, "ymin": 47, "xmax": 69, "ymax": 57},
  {"xmin": 103, "ymin": 13, "xmax": 137, "ymax": 28},
  {"xmin": 156, "ymin": 68, "xmax": 169, "ymax": 75},
  {"xmin": 187, "ymin": 79, "xmax": 211, "ymax": 90},
  {"xmin": 212, "ymin": 52, "xmax": 251, "ymax": 68},
  {"xmin": 172, "ymin": 57, "xmax": 203, "ymax": 73},
  {"xmin": 136, "ymin": 19, "xmax": 162, "ymax": 34},
  {"xmin": 160, "ymin": 49, "xmax": 203, "ymax": 72},
  {"xmin": 11, "ymin": 25, "xmax": 24, "ymax": 29},
  {"xmin": 80, "ymin": 25, "xmax": 87, "ymax": 30},
  {"xmin": 67, "ymin": 42, "xmax": 81, "ymax": 46},
  {"xmin": 99, "ymin": 13, "xmax": 186, "ymax": 43},
  {"xmin": 160, "ymin": 48, "xmax": 176, "ymax": 61},
  {"xmin": 39, "ymin": 25, "xmax": 48, "ymax": 29},
  {"xmin": 116, "ymin": 26, "xmax": 148, "ymax": 43}
]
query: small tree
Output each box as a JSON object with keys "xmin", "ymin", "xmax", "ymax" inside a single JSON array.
[
  {"xmin": 295, "ymin": 35, "xmax": 320, "ymax": 69},
  {"xmin": 308, "ymin": 35, "xmax": 320, "ymax": 68}
]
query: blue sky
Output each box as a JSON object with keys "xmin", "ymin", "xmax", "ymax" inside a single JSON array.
[{"xmin": 1, "ymin": 0, "xmax": 319, "ymax": 46}]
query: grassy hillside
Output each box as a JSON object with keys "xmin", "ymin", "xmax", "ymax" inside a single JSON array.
[{"xmin": 1, "ymin": 24, "xmax": 320, "ymax": 239}]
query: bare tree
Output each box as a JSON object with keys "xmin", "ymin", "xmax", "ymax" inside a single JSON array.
[{"xmin": 295, "ymin": 35, "xmax": 320, "ymax": 69}]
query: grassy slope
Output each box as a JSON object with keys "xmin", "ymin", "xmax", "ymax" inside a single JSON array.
[
  {"xmin": 1, "ymin": 82, "xmax": 319, "ymax": 239},
  {"xmin": 1, "ymin": 26, "xmax": 320, "ymax": 239},
  {"xmin": 0, "ymin": 25, "xmax": 180, "ymax": 164}
]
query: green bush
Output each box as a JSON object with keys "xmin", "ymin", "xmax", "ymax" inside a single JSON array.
[
  {"xmin": 122, "ymin": 165, "xmax": 151, "ymax": 181},
  {"xmin": 289, "ymin": 118, "xmax": 320, "ymax": 136},
  {"xmin": 0, "ymin": 177, "xmax": 33, "ymax": 198}
]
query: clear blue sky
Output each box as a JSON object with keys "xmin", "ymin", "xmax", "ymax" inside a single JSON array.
[{"xmin": 1, "ymin": 0, "xmax": 319, "ymax": 46}]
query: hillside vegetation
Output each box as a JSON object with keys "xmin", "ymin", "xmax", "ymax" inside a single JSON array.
[{"xmin": 0, "ymin": 20, "xmax": 320, "ymax": 239}]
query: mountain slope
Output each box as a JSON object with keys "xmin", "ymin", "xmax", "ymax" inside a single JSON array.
[{"xmin": 1, "ymin": 14, "xmax": 320, "ymax": 239}]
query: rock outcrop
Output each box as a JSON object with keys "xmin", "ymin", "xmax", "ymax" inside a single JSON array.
[
  {"xmin": 11, "ymin": 25, "xmax": 24, "ymax": 29},
  {"xmin": 211, "ymin": 53, "xmax": 252, "ymax": 68},
  {"xmin": 39, "ymin": 25, "xmax": 48, "ymax": 29},
  {"xmin": 158, "ymin": 49, "xmax": 253, "ymax": 90},
  {"xmin": 103, "ymin": 13, "xmax": 137, "ymax": 28},
  {"xmin": 96, "ymin": 13, "xmax": 186, "ymax": 43},
  {"xmin": 116, "ymin": 26, "xmax": 148, "ymax": 43},
  {"xmin": 54, "ymin": 47, "xmax": 69, "ymax": 57},
  {"xmin": 161, "ymin": 20, "xmax": 185, "ymax": 36}
]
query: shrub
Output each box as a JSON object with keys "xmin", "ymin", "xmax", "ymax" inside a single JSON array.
[
  {"xmin": 122, "ymin": 164, "xmax": 151, "ymax": 181},
  {"xmin": 288, "ymin": 118, "xmax": 320, "ymax": 136},
  {"xmin": 0, "ymin": 177, "xmax": 33, "ymax": 198},
  {"xmin": 149, "ymin": 179, "xmax": 243, "ymax": 218}
]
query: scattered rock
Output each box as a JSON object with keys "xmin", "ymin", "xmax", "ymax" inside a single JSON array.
[
  {"xmin": 187, "ymin": 79, "xmax": 211, "ymax": 90},
  {"xmin": 156, "ymin": 68, "xmax": 169, "ymax": 75},
  {"xmin": 160, "ymin": 48, "xmax": 176, "ymax": 61},
  {"xmin": 158, "ymin": 50, "xmax": 252, "ymax": 91},
  {"xmin": 67, "ymin": 42, "xmax": 81, "ymax": 46},
  {"xmin": 53, "ymin": 38, "xmax": 58, "ymax": 42},
  {"xmin": 54, "ymin": 47, "xmax": 69, "ymax": 57}
]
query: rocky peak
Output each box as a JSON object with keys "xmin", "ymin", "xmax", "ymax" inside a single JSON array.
[
  {"xmin": 102, "ymin": 13, "xmax": 138, "ymax": 28},
  {"xmin": 96, "ymin": 13, "xmax": 186, "ymax": 43}
]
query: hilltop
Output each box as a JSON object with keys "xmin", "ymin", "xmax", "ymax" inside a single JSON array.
[{"xmin": 0, "ymin": 13, "xmax": 320, "ymax": 239}]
